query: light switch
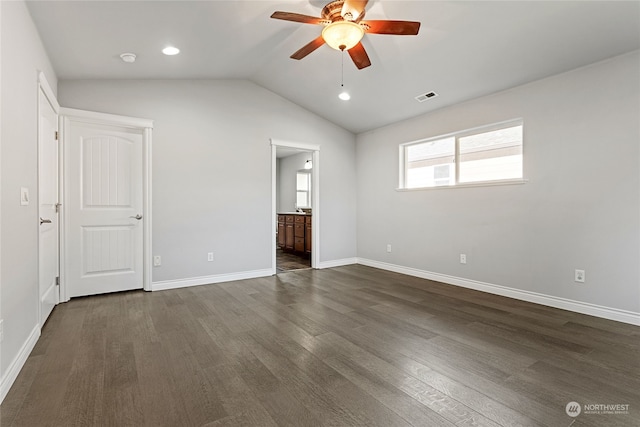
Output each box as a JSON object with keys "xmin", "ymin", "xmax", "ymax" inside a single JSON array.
[{"xmin": 20, "ymin": 187, "xmax": 30, "ymax": 206}]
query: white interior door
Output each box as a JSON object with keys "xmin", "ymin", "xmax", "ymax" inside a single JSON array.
[
  {"xmin": 65, "ymin": 119, "xmax": 144, "ymax": 297},
  {"xmin": 38, "ymin": 87, "xmax": 59, "ymax": 325}
]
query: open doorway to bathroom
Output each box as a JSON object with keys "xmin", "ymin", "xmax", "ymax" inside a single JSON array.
[
  {"xmin": 271, "ymin": 140, "xmax": 319, "ymax": 274},
  {"xmin": 276, "ymin": 149, "xmax": 312, "ymax": 272}
]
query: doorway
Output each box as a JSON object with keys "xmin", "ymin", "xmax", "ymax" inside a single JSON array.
[
  {"xmin": 271, "ymin": 140, "xmax": 320, "ymax": 275},
  {"xmin": 60, "ymin": 109, "xmax": 153, "ymax": 300}
]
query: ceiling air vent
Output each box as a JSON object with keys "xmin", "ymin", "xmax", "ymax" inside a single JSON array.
[{"xmin": 415, "ymin": 91, "xmax": 438, "ymax": 103}]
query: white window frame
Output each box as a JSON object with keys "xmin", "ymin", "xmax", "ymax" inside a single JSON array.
[
  {"xmin": 398, "ymin": 119, "xmax": 525, "ymax": 190},
  {"xmin": 296, "ymin": 170, "xmax": 312, "ymax": 209}
]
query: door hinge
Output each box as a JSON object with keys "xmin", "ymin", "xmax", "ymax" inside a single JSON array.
[
  {"xmin": 55, "ymin": 277, "xmax": 60, "ymax": 286},
  {"xmin": 55, "ymin": 131, "xmax": 59, "ymax": 141}
]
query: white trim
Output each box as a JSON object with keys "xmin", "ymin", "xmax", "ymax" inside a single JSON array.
[
  {"xmin": 142, "ymin": 128, "xmax": 153, "ymax": 291},
  {"xmin": 317, "ymin": 258, "xmax": 358, "ymax": 269},
  {"xmin": 0, "ymin": 325, "xmax": 40, "ymax": 403},
  {"xmin": 270, "ymin": 139, "xmax": 320, "ymax": 152},
  {"xmin": 59, "ymin": 107, "xmax": 153, "ymax": 129},
  {"xmin": 311, "ymin": 150, "xmax": 320, "ymax": 269},
  {"xmin": 357, "ymin": 258, "xmax": 640, "ymax": 326},
  {"xmin": 37, "ymin": 71, "xmax": 60, "ymax": 113},
  {"xmin": 270, "ymin": 139, "xmax": 321, "ymax": 273},
  {"xmin": 400, "ymin": 118, "xmax": 524, "ymax": 148},
  {"xmin": 396, "ymin": 178, "xmax": 528, "ymax": 192},
  {"xmin": 151, "ymin": 269, "xmax": 273, "ymax": 291},
  {"xmin": 58, "ymin": 116, "xmax": 68, "ymax": 302},
  {"xmin": 271, "ymin": 146, "xmax": 277, "ymax": 275}
]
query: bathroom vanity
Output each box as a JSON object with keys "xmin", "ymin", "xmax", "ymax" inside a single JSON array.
[{"xmin": 277, "ymin": 213, "xmax": 312, "ymax": 255}]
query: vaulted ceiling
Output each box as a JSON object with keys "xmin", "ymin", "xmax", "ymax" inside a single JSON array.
[{"xmin": 26, "ymin": 0, "xmax": 640, "ymax": 134}]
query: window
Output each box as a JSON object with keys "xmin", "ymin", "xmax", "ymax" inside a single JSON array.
[
  {"xmin": 296, "ymin": 170, "xmax": 311, "ymax": 208},
  {"xmin": 400, "ymin": 120, "xmax": 523, "ymax": 189}
]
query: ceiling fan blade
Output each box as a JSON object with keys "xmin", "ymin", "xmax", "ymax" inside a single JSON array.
[
  {"xmin": 291, "ymin": 36, "xmax": 326, "ymax": 60},
  {"xmin": 270, "ymin": 11, "xmax": 324, "ymax": 25},
  {"xmin": 362, "ymin": 20, "xmax": 421, "ymax": 35},
  {"xmin": 348, "ymin": 42, "xmax": 371, "ymax": 70},
  {"xmin": 341, "ymin": 0, "xmax": 369, "ymax": 21}
]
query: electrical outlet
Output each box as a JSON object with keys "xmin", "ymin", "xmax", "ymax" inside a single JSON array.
[
  {"xmin": 575, "ymin": 269, "xmax": 585, "ymax": 283},
  {"xmin": 153, "ymin": 255, "xmax": 161, "ymax": 267},
  {"xmin": 386, "ymin": 244, "xmax": 392, "ymax": 253},
  {"xmin": 207, "ymin": 252, "xmax": 214, "ymax": 262},
  {"xmin": 0, "ymin": 319, "xmax": 4, "ymax": 343},
  {"xmin": 460, "ymin": 254, "xmax": 467, "ymax": 264}
]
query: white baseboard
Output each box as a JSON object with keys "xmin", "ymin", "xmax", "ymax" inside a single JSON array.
[
  {"xmin": 1, "ymin": 324, "xmax": 41, "ymax": 404},
  {"xmin": 151, "ymin": 258, "xmax": 361, "ymax": 291},
  {"xmin": 357, "ymin": 258, "xmax": 640, "ymax": 326},
  {"xmin": 317, "ymin": 257, "xmax": 358, "ymax": 269},
  {"xmin": 151, "ymin": 268, "xmax": 273, "ymax": 291}
]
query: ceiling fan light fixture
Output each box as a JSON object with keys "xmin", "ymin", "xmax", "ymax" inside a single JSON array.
[{"xmin": 322, "ymin": 21, "xmax": 364, "ymax": 51}]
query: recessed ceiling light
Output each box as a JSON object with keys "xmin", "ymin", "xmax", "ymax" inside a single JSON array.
[
  {"xmin": 338, "ymin": 91, "xmax": 351, "ymax": 101},
  {"xmin": 120, "ymin": 53, "xmax": 136, "ymax": 63},
  {"xmin": 162, "ymin": 46, "xmax": 180, "ymax": 56}
]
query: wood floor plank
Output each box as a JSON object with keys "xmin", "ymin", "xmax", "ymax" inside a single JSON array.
[
  {"xmin": 249, "ymin": 292, "xmax": 329, "ymax": 336},
  {"xmin": 133, "ymin": 341, "xmax": 188, "ymax": 426},
  {"xmin": 324, "ymin": 354, "xmax": 456, "ymax": 427},
  {"xmin": 240, "ymin": 333, "xmax": 374, "ymax": 426},
  {"xmin": 241, "ymin": 320, "xmax": 415, "ymax": 427},
  {"xmin": 8, "ymin": 301, "xmax": 88, "ymax": 427},
  {"xmin": 204, "ymin": 363, "xmax": 279, "ymax": 427},
  {"xmin": 316, "ymin": 332, "xmax": 504, "ymax": 427}
]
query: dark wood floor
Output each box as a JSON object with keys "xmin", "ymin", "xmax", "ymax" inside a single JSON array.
[
  {"xmin": 276, "ymin": 248, "xmax": 311, "ymax": 272},
  {"xmin": 2, "ymin": 265, "xmax": 638, "ymax": 427}
]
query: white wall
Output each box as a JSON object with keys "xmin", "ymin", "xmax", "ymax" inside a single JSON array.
[
  {"xmin": 356, "ymin": 51, "xmax": 640, "ymax": 317},
  {"xmin": 58, "ymin": 79, "xmax": 357, "ymax": 282},
  {"xmin": 278, "ymin": 151, "xmax": 312, "ymax": 213},
  {"xmin": 0, "ymin": 0, "xmax": 58, "ymax": 397}
]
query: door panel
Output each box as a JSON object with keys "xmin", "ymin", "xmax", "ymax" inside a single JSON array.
[
  {"xmin": 82, "ymin": 225, "xmax": 135, "ymax": 275},
  {"xmin": 38, "ymin": 89, "xmax": 59, "ymax": 324},
  {"xmin": 67, "ymin": 122, "xmax": 143, "ymax": 297},
  {"xmin": 83, "ymin": 136, "xmax": 133, "ymax": 207}
]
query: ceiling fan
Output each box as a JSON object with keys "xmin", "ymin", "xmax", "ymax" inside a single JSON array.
[{"xmin": 271, "ymin": 0, "xmax": 420, "ymax": 70}]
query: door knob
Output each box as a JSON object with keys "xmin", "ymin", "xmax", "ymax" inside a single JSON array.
[
  {"xmin": 129, "ymin": 214, "xmax": 143, "ymax": 220},
  {"xmin": 40, "ymin": 217, "xmax": 52, "ymax": 225}
]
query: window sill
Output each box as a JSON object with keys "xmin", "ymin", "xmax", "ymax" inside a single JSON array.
[{"xmin": 396, "ymin": 178, "xmax": 528, "ymax": 192}]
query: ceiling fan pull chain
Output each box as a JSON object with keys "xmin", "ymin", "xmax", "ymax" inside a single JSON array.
[{"xmin": 341, "ymin": 49, "xmax": 345, "ymax": 89}]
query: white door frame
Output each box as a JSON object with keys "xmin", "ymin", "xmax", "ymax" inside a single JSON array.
[
  {"xmin": 37, "ymin": 72, "xmax": 60, "ymax": 324},
  {"xmin": 270, "ymin": 139, "xmax": 320, "ymax": 274},
  {"xmin": 59, "ymin": 107, "xmax": 153, "ymax": 301}
]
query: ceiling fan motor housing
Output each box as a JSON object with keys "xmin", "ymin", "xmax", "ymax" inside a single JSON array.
[{"xmin": 322, "ymin": 0, "xmax": 365, "ymax": 22}]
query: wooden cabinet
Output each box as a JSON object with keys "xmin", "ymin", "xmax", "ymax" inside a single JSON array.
[
  {"xmin": 277, "ymin": 213, "xmax": 311, "ymax": 255},
  {"xmin": 305, "ymin": 216, "xmax": 312, "ymax": 253},
  {"xmin": 277, "ymin": 215, "xmax": 286, "ymax": 248},
  {"xmin": 285, "ymin": 216, "xmax": 294, "ymax": 250},
  {"xmin": 294, "ymin": 216, "xmax": 305, "ymax": 252}
]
